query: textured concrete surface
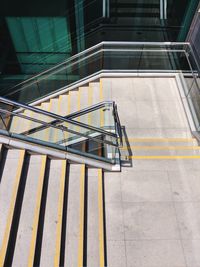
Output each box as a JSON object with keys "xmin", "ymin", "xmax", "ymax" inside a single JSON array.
[
  {"xmin": 103, "ymin": 77, "xmax": 200, "ymax": 267},
  {"xmin": 1, "ymin": 75, "xmax": 200, "ymax": 267}
]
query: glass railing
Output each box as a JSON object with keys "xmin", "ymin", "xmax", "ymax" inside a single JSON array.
[
  {"xmin": 175, "ymin": 44, "xmax": 200, "ymax": 133},
  {"xmin": 1, "ymin": 42, "xmax": 199, "ymax": 104},
  {"xmin": 0, "ymin": 97, "xmax": 121, "ymax": 164}
]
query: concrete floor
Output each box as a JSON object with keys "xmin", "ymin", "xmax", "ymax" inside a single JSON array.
[{"xmin": 103, "ymin": 77, "xmax": 200, "ymax": 267}]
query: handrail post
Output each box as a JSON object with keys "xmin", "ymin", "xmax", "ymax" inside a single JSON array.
[{"xmin": 0, "ymin": 113, "xmax": 10, "ymax": 134}]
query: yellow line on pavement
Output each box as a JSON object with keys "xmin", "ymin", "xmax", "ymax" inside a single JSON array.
[
  {"xmin": 54, "ymin": 160, "xmax": 66, "ymax": 267},
  {"xmin": 28, "ymin": 155, "xmax": 47, "ymax": 267},
  {"xmin": 77, "ymin": 165, "xmax": 85, "ymax": 267},
  {"xmin": 98, "ymin": 169, "xmax": 105, "ymax": 267},
  {"xmin": 123, "ymin": 138, "xmax": 196, "ymax": 142},
  {"xmin": 129, "ymin": 155, "xmax": 200, "ymax": 159},
  {"xmin": 0, "ymin": 150, "xmax": 25, "ymax": 267},
  {"xmin": 121, "ymin": 146, "xmax": 200, "ymax": 150}
]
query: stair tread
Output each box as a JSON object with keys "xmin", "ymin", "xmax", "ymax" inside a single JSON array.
[
  {"xmin": 79, "ymin": 86, "xmax": 89, "ymax": 110},
  {"xmin": 87, "ymin": 168, "xmax": 101, "ymax": 266},
  {"xmin": 65, "ymin": 164, "xmax": 83, "ymax": 267},
  {"xmin": 0, "ymin": 150, "xmax": 22, "ymax": 247},
  {"xmin": 12, "ymin": 155, "xmax": 44, "ymax": 267},
  {"xmin": 58, "ymin": 94, "xmax": 69, "ymax": 116},
  {"xmin": 69, "ymin": 90, "xmax": 79, "ymax": 113},
  {"xmin": 40, "ymin": 159, "xmax": 65, "ymax": 266}
]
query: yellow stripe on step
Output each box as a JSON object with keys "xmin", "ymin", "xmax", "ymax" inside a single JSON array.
[
  {"xmin": 98, "ymin": 169, "xmax": 105, "ymax": 267},
  {"xmin": 28, "ymin": 155, "xmax": 47, "ymax": 267},
  {"xmin": 77, "ymin": 164, "xmax": 85, "ymax": 267},
  {"xmin": 121, "ymin": 146, "xmax": 200, "ymax": 150},
  {"xmin": 54, "ymin": 160, "xmax": 66, "ymax": 267},
  {"xmin": 68, "ymin": 93, "xmax": 71, "ymax": 114},
  {"xmin": 76, "ymin": 90, "xmax": 81, "ymax": 132},
  {"xmin": 44, "ymin": 100, "xmax": 53, "ymax": 142},
  {"xmin": 0, "ymin": 150, "xmax": 25, "ymax": 267},
  {"xmin": 99, "ymin": 80, "xmax": 104, "ymax": 127},
  {"xmin": 53, "ymin": 97, "xmax": 62, "ymax": 143},
  {"xmin": 88, "ymin": 85, "xmax": 92, "ymax": 125},
  {"xmin": 129, "ymin": 155, "xmax": 200, "ymax": 159},
  {"xmin": 99, "ymin": 79, "xmax": 103, "ymax": 102},
  {"xmin": 78, "ymin": 89, "xmax": 81, "ymax": 111}
]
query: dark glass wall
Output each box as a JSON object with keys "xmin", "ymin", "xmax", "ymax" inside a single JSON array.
[
  {"xmin": 187, "ymin": 5, "xmax": 200, "ymax": 67},
  {"xmin": 0, "ymin": 0, "xmax": 199, "ymax": 94}
]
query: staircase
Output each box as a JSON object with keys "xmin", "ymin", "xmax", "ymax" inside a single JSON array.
[
  {"xmin": 0, "ymin": 80, "xmax": 121, "ymax": 171},
  {"xmin": 1, "ymin": 75, "xmax": 200, "ymax": 266},
  {"xmin": 0, "ymin": 80, "xmax": 118, "ymax": 267},
  {"xmin": 0, "ymin": 148, "xmax": 106, "ymax": 267}
]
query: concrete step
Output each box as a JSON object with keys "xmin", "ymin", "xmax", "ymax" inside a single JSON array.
[
  {"xmin": 12, "ymin": 155, "xmax": 46, "ymax": 267},
  {"xmin": 9, "ymin": 110, "xmax": 31, "ymax": 134},
  {"xmin": 89, "ymin": 83, "xmax": 101, "ymax": 129},
  {"xmin": 87, "ymin": 168, "xmax": 105, "ymax": 267},
  {"xmin": 89, "ymin": 82, "xmax": 101, "ymax": 105},
  {"xmin": 57, "ymin": 94, "xmax": 69, "ymax": 117},
  {"xmin": 0, "ymin": 149, "xmax": 25, "ymax": 266},
  {"xmin": 8, "ymin": 82, "xmax": 104, "ymax": 146},
  {"xmin": 40, "ymin": 159, "xmax": 66, "ymax": 267},
  {"xmin": 0, "ymin": 146, "xmax": 107, "ymax": 266},
  {"xmin": 48, "ymin": 99, "xmax": 60, "ymax": 143},
  {"xmin": 79, "ymin": 86, "xmax": 89, "ymax": 110},
  {"xmin": 100, "ymin": 78, "xmax": 112, "ymax": 101},
  {"xmin": 69, "ymin": 90, "xmax": 79, "ymax": 113},
  {"xmin": 65, "ymin": 164, "xmax": 84, "ymax": 266},
  {"xmin": 77, "ymin": 86, "xmax": 89, "ymax": 125},
  {"xmin": 28, "ymin": 101, "xmax": 53, "ymax": 141},
  {"xmin": 64, "ymin": 90, "xmax": 79, "ymax": 143}
]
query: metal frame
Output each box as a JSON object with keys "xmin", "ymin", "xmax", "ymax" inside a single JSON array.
[
  {"xmin": 5, "ymin": 41, "xmax": 191, "ymax": 89},
  {"xmin": 0, "ymin": 108, "xmax": 117, "ymax": 147},
  {"xmin": 0, "ymin": 97, "xmax": 123, "ymax": 152},
  {"xmin": 3, "ymin": 41, "xmax": 195, "ymax": 103},
  {"xmin": 0, "ymin": 97, "xmax": 118, "ymax": 138}
]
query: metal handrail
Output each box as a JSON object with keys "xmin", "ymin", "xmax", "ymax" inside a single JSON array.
[
  {"xmin": 0, "ymin": 96, "xmax": 124, "ymax": 150},
  {"xmin": 0, "ymin": 108, "xmax": 117, "ymax": 147},
  {"xmin": 7, "ymin": 41, "xmax": 191, "ymax": 90},
  {"xmin": 0, "ymin": 97, "xmax": 117, "ymax": 138},
  {"xmin": 113, "ymin": 103, "xmax": 123, "ymax": 146},
  {"xmin": 2, "ymin": 41, "xmax": 198, "ymax": 107},
  {"xmin": 20, "ymin": 101, "xmax": 121, "ymax": 137}
]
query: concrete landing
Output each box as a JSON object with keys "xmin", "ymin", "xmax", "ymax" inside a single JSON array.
[{"xmin": 103, "ymin": 76, "xmax": 200, "ymax": 267}]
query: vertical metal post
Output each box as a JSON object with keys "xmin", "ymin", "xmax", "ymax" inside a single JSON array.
[
  {"xmin": 160, "ymin": 0, "xmax": 164, "ymax": 20},
  {"xmin": 106, "ymin": 0, "xmax": 110, "ymax": 18},
  {"xmin": 0, "ymin": 113, "xmax": 9, "ymax": 133},
  {"xmin": 103, "ymin": 0, "xmax": 110, "ymax": 18},
  {"xmin": 103, "ymin": 0, "xmax": 106, "ymax": 18},
  {"xmin": 164, "ymin": 0, "xmax": 167, "ymax": 19}
]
